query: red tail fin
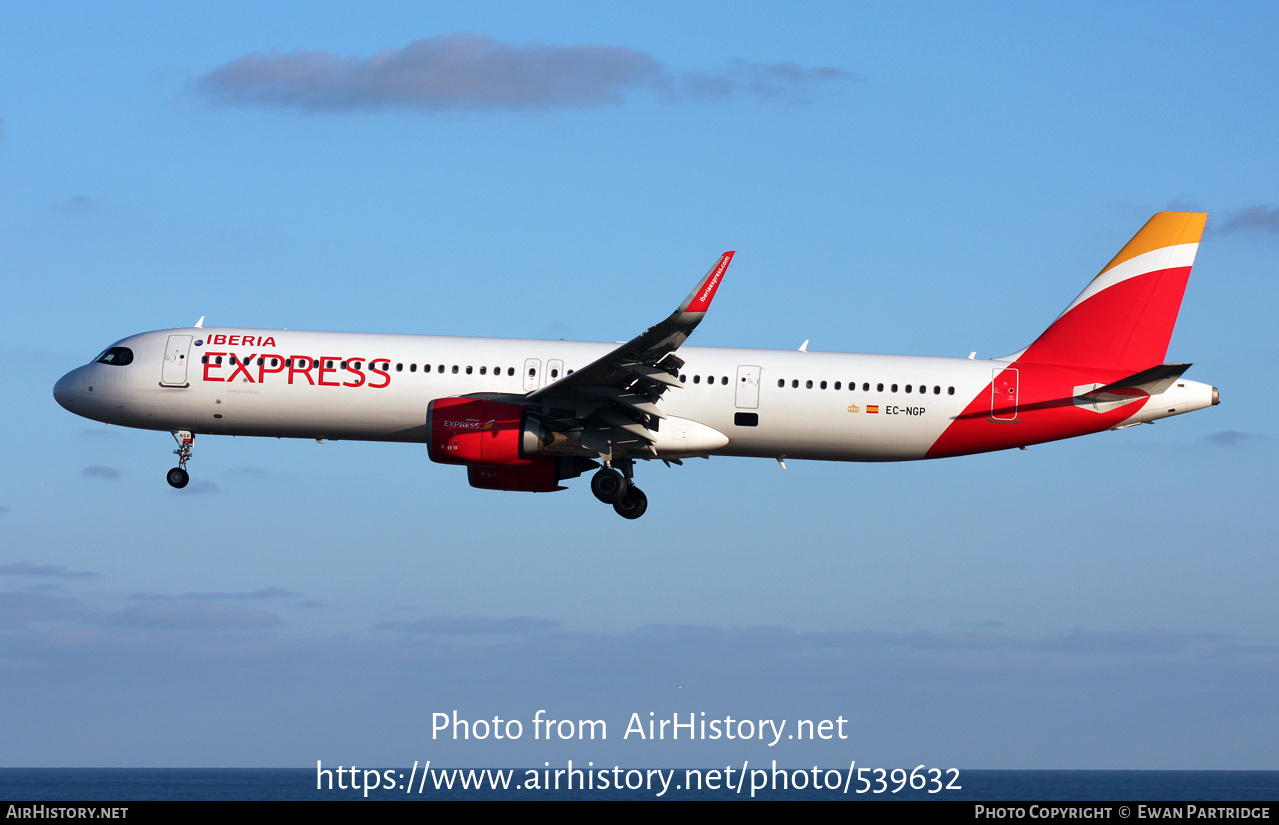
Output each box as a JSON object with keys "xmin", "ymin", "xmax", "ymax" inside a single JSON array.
[{"xmin": 1018, "ymin": 212, "xmax": 1206, "ymax": 372}]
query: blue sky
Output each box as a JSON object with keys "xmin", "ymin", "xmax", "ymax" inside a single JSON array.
[{"xmin": 2, "ymin": 1, "xmax": 1277, "ymax": 772}]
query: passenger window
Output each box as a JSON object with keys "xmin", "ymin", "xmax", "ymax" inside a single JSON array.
[
  {"xmin": 721, "ymin": 376, "xmax": 728, "ymax": 385},
  {"xmin": 891, "ymin": 384, "xmax": 898, "ymax": 392},
  {"xmin": 792, "ymin": 380, "xmax": 799, "ymax": 388},
  {"xmin": 834, "ymin": 381, "xmax": 841, "ymax": 390},
  {"xmin": 948, "ymin": 386, "xmax": 955, "ymax": 395},
  {"xmin": 863, "ymin": 382, "xmax": 870, "ymax": 391},
  {"xmin": 551, "ymin": 369, "xmax": 559, "ymax": 378},
  {"xmin": 820, "ymin": 380, "xmax": 828, "ymax": 390},
  {"xmin": 777, "ymin": 379, "xmax": 784, "ymax": 388},
  {"xmin": 905, "ymin": 385, "xmax": 912, "ymax": 393},
  {"xmin": 466, "ymin": 366, "xmax": 473, "ymax": 374},
  {"xmin": 508, "ymin": 367, "xmax": 515, "ymax": 376},
  {"xmin": 452, "ymin": 365, "xmax": 459, "ymax": 374},
  {"xmin": 876, "ymin": 383, "xmax": 883, "ymax": 392},
  {"xmin": 694, "ymin": 375, "xmax": 701, "ymax": 384}
]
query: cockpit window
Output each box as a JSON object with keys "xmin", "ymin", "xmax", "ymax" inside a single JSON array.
[{"xmin": 94, "ymin": 347, "xmax": 134, "ymax": 366}]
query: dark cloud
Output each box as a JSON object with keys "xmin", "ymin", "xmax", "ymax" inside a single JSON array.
[
  {"xmin": 698, "ymin": 59, "xmax": 858, "ymax": 103},
  {"xmin": 0, "ymin": 591, "xmax": 85, "ymax": 626},
  {"xmin": 57, "ymin": 195, "xmax": 97, "ymax": 213},
  {"xmin": 176, "ymin": 587, "xmax": 299, "ymax": 601},
  {"xmin": 196, "ymin": 34, "xmax": 853, "ymax": 112},
  {"xmin": 625, "ymin": 624, "xmax": 1246, "ymax": 661},
  {"xmin": 0, "ymin": 562, "xmax": 99, "ymax": 579},
  {"xmin": 81, "ymin": 465, "xmax": 121, "ymax": 480},
  {"xmin": 1204, "ymin": 430, "xmax": 1264, "ymax": 447},
  {"xmin": 376, "ymin": 615, "xmax": 560, "ymax": 635},
  {"xmin": 114, "ymin": 601, "xmax": 284, "ymax": 632},
  {"xmin": 177, "ymin": 479, "xmax": 221, "ymax": 495},
  {"xmin": 949, "ymin": 619, "xmax": 1006, "ymax": 629},
  {"xmin": 1220, "ymin": 205, "xmax": 1279, "ymax": 236}
]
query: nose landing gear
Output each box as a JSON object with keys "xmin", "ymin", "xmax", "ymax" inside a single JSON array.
[{"xmin": 167, "ymin": 430, "xmax": 194, "ymax": 489}]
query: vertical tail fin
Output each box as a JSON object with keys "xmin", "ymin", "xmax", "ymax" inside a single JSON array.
[{"xmin": 1018, "ymin": 212, "xmax": 1207, "ymax": 372}]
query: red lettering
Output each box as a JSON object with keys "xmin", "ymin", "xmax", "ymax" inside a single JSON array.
[
  {"xmin": 225, "ymin": 353, "xmax": 258, "ymax": 383},
  {"xmin": 258, "ymin": 354, "xmax": 286, "ymax": 383},
  {"xmin": 288, "ymin": 355, "xmax": 315, "ymax": 385},
  {"xmin": 202, "ymin": 352, "xmax": 226, "ymax": 382},
  {"xmin": 228, "ymin": 335, "xmax": 241, "ymax": 346},
  {"xmin": 342, "ymin": 357, "xmax": 366, "ymax": 388},
  {"xmin": 262, "ymin": 336, "xmax": 276, "ymax": 348},
  {"xmin": 317, "ymin": 356, "xmax": 340, "ymax": 387},
  {"xmin": 210, "ymin": 334, "xmax": 226, "ymax": 345},
  {"xmin": 367, "ymin": 359, "xmax": 391, "ymax": 389}
]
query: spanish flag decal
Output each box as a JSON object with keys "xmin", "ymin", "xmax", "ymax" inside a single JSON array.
[{"xmin": 866, "ymin": 405, "xmax": 880, "ymax": 414}]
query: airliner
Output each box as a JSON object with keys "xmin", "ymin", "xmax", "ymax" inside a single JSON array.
[{"xmin": 54, "ymin": 212, "xmax": 1218, "ymax": 518}]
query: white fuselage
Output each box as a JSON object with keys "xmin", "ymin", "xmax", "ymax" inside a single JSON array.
[{"xmin": 53, "ymin": 326, "xmax": 1213, "ymax": 464}]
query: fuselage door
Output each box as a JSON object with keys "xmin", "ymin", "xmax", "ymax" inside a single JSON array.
[
  {"xmin": 523, "ymin": 358, "xmax": 542, "ymax": 392},
  {"xmin": 990, "ymin": 367, "xmax": 1019, "ymax": 421},
  {"xmin": 547, "ymin": 359, "xmax": 565, "ymax": 386},
  {"xmin": 160, "ymin": 335, "xmax": 193, "ymax": 387},
  {"xmin": 735, "ymin": 365, "xmax": 761, "ymax": 409}
]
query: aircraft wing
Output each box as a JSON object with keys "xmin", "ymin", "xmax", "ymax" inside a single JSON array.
[{"xmin": 523, "ymin": 251, "xmax": 734, "ymax": 447}]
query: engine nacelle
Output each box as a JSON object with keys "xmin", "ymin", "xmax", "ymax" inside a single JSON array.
[
  {"xmin": 427, "ymin": 397, "xmax": 550, "ymax": 467},
  {"xmin": 467, "ymin": 456, "xmax": 599, "ymax": 493},
  {"xmin": 467, "ymin": 459, "xmax": 562, "ymax": 492}
]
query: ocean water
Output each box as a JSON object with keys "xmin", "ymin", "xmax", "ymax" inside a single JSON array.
[{"xmin": 1, "ymin": 769, "xmax": 1277, "ymax": 801}]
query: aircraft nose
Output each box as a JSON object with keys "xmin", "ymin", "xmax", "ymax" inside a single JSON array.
[{"xmin": 53, "ymin": 369, "xmax": 79, "ymax": 412}]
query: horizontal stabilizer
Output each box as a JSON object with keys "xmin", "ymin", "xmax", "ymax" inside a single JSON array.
[{"xmin": 1077, "ymin": 363, "xmax": 1191, "ymax": 403}]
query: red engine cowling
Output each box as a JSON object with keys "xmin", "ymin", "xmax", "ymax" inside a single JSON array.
[
  {"xmin": 427, "ymin": 397, "xmax": 548, "ymax": 467},
  {"xmin": 467, "ymin": 459, "xmax": 563, "ymax": 493}
]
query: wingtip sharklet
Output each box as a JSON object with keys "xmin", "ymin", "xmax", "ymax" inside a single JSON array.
[{"xmin": 680, "ymin": 251, "xmax": 734, "ymax": 314}]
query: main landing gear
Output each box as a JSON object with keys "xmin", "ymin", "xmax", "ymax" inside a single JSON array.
[
  {"xmin": 167, "ymin": 430, "xmax": 194, "ymax": 489},
  {"xmin": 590, "ymin": 464, "xmax": 648, "ymax": 519}
]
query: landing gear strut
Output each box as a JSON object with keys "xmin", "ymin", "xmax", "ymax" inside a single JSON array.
[
  {"xmin": 591, "ymin": 461, "xmax": 647, "ymax": 519},
  {"xmin": 167, "ymin": 430, "xmax": 193, "ymax": 489}
]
